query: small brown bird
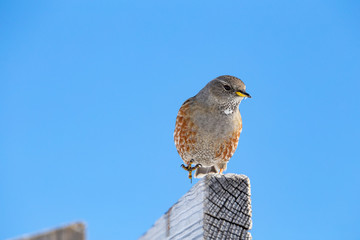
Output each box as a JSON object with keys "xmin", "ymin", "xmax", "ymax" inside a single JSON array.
[{"xmin": 174, "ymin": 75, "xmax": 251, "ymax": 181}]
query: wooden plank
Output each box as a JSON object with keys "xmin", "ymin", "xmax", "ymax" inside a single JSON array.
[
  {"xmin": 139, "ymin": 174, "xmax": 252, "ymax": 240},
  {"xmin": 11, "ymin": 222, "xmax": 85, "ymax": 240}
]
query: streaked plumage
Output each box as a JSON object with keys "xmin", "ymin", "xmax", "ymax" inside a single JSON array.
[{"xmin": 174, "ymin": 75, "xmax": 251, "ymax": 178}]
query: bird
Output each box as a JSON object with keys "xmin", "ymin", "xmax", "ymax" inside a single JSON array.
[{"xmin": 174, "ymin": 75, "xmax": 251, "ymax": 181}]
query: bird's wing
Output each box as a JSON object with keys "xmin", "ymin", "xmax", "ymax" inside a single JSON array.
[{"xmin": 174, "ymin": 97, "xmax": 197, "ymax": 162}]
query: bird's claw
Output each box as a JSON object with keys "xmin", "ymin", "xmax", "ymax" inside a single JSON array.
[{"xmin": 181, "ymin": 160, "xmax": 202, "ymax": 183}]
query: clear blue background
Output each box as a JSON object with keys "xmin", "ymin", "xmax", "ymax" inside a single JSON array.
[{"xmin": 1, "ymin": 1, "xmax": 360, "ymax": 239}]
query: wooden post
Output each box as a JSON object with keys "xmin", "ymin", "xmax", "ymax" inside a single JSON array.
[
  {"xmin": 11, "ymin": 222, "xmax": 86, "ymax": 240},
  {"xmin": 139, "ymin": 174, "xmax": 252, "ymax": 240}
]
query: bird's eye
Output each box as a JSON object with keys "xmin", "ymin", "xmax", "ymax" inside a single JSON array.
[{"xmin": 224, "ymin": 85, "xmax": 231, "ymax": 91}]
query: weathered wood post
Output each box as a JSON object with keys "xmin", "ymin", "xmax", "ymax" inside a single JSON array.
[
  {"xmin": 11, "ymin": 222, "xmax": 86, "ymax": 240},
  {"xmin": 139, "ymin": 173, "xmax": 252, "ymax": 240}
]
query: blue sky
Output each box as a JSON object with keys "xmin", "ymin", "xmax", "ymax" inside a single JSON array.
[{"xmin": 1, "ymin": 1, "xmax": 360, "ymax": 239}]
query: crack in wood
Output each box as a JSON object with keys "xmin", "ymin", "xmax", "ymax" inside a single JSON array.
[{"xmin": 139, "ymin": 174, "xmax": 252, "ymax": 240}]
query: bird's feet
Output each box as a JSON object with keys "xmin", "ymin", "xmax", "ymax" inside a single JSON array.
[{"xmin": 181, "ymin": 160, "xmax": 202, "ymax": 183}]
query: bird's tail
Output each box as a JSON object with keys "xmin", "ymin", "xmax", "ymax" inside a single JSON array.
[{"xmin": 194, "ymin": 166, "xmax": 217, "ymax": 178}]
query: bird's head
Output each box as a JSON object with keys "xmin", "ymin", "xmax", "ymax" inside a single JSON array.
[{"xmin": 197, "ymin": 75, "xmax": 251, "ymax": 107}]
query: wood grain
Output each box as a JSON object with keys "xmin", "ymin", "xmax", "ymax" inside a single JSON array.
[
  {"xmin": 139, "ymin": 174, "xmax": 252, "ymax": 240},
  {"xmin": 12, "ymin": 222, "xmax": 85, "ymax": 240}
]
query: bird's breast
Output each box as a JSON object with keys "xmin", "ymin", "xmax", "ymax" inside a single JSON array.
[
  {"xmin": 174, "ymin": 100, "xmax": 242, "ymax": 164},
  {"xmin": 192, "ymin": 107, "xmax": 241, "ymax": 139}
]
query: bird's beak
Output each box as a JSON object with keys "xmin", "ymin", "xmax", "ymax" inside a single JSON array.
[{"xmin": 236, "ymin": 90, "xmax": 251, "ymax": 98}]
